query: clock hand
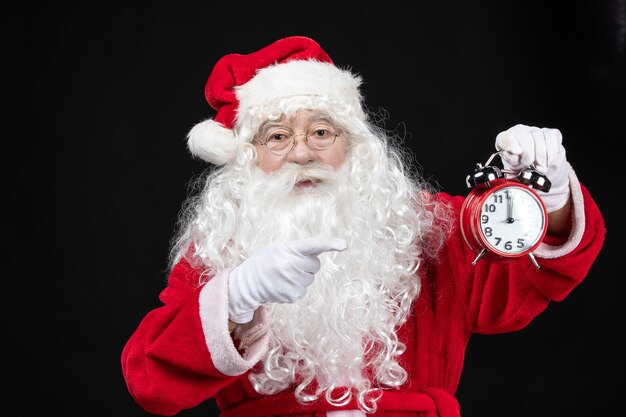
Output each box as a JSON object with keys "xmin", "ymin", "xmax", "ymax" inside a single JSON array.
[{"xmin": 506, "ymin": 192, "xmax": 514, "ymax": 223}]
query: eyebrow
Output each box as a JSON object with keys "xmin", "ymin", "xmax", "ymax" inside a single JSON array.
[
  {"xmin": 259, "ymin": 121, "xmax": 288, "ymax": 131},
  {"xmin": 307, "ymin": 114, "xmax": 337, "ymax": 126},
  {"xmin": 259, "ymin": 114, "xmax": 335, "ymax": 132},
  {"xmin": 305, "ymin": 113, "xmax": 333, "ymax": 124}
]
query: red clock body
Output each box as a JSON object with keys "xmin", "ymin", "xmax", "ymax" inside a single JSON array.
[{"xmin": 460, "ymin": 178, "xmax": 548, "ymax": 265}]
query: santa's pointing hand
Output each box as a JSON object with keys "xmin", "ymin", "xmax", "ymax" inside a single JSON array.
[{"xmin": 228, "ymin": 236, "xmax": 348, "ymax": 324}]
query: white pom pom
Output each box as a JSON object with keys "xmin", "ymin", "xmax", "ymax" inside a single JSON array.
[{"xmin": 187, "ymin": 119, "xmax": 238, "ymax": 165}]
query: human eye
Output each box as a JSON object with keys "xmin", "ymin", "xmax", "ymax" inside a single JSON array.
[
  {"xmin": 265, "ymin": 128, "xmax": 292, "ymax": 143},
  {"xmin": 269, "ymin": 133, "xmax": 288, "ymax": 142},
  {"xmin": 263, "ymin": 127, "xmax": 294, "ymax": 152},
  {"xmin": 309, "ymin": 125, "xmax": 336, "ymax": 140}
]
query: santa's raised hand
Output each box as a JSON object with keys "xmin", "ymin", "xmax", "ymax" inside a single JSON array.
[
  {"xmin": 228, "ymin": 236, "xmax": 348, "ymax": 324},
  {"xmin": 495, "ymin": 124, "xmax": 571, "ymax": 213}
]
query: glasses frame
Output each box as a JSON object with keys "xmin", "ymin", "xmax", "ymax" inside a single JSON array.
[{"xmin": 253, "ymin": 128, "xmax": 341, "ymax": 157}]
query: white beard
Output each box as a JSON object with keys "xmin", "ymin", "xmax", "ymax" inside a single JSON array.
[
  {"xmin": 235, "ymin": 162, "xmax": 417, "ymax": 409},
  {"xmin": 172, "ymin": 142, "xmax": 450, "ymax": 412}
]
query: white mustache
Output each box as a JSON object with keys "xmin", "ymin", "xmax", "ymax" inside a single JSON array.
[{"xmin": 270, "ymin": 163, "xmax": 340, "ymax": 188}]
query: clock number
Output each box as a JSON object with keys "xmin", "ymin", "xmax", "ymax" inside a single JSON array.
[
  {"xmin": 484, "ymin": 227, "xmax": 492, "ymax": 237},
  {"xmin": 492, "ymin": 195, "xmax": 503, "ymax": 203},
  {"xmin": 481, "ymin": 214, "xmax": 489, "ymax": 224},
  {"xmin": 517, "ymin": 238, "xmax": 524, "ymax": 248},
  {"xmin": 484, "ymin": 204, "xmax": 496, "ymax": 212},
  {"xmin": 505, "ymin": 241, "xmax": 512, "ymax": 250}
]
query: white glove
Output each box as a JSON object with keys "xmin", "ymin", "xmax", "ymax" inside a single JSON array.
[
  {"xmin": 495, "ymin": 124, "xmax": 570, "ymax": 213},
  {"xmin": 228, "ymin": 236, "xmax": 348, "ymax": 324}
]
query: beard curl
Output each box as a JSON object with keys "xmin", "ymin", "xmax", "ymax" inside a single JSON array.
[{"xmin": 169, "ymin": 132, "xmax": 453, "ymax": 413}]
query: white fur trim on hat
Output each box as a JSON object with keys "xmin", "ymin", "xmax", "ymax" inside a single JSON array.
[
  {"xmin": 234, "ymin": 60, "xmax": 362, "ymax": 129},
  {"xmin": 187, "ymin": 119, "xmax": 239, "ymax": 165}
]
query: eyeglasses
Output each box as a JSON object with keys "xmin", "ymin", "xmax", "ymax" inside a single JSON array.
[{"xmin": 253, "ymin": 125, "xmax": 341, "ymax": 157}]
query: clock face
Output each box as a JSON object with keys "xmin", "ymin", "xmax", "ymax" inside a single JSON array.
[{"xmin": 478, "ymin": 185, "xmax": 546, "ymax": 256}]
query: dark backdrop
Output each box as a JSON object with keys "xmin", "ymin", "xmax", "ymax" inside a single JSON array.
[{"xmin": 3, "ymin": 1, "xmax": 624, "ymax": 416}]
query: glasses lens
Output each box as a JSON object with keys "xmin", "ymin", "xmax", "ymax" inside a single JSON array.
[
  {"xmin": 265, "ymin": 129, "xmax": 294, "ymax": 155},
  {"xmin": 307, "ymin": 127, "xmax": 338, "ymax": 150}
]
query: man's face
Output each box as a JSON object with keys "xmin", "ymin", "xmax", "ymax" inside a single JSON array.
[{"xmin": 253, "ymin": 109, "xmax": 347, "ymax": 176}]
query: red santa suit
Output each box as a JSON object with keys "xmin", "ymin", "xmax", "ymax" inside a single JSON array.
[{"xmin": 121, "ymin": 167, "xmax": 605, "ymax": 417}]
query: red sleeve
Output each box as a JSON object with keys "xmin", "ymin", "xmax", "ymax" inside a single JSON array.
[
  {"xmin": 438, "ymin": 182, "xmax": 605, "ymax": 335},
  {"xmin": 120, "ymin": 259, "xmax": 240, "ymax": 416}
]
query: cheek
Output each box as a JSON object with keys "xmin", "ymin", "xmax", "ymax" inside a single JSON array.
[
  {"xmin": 257, "ymin": 151, "xmax": 284, "ymax": 173},
  {"xmin": 321, "ymin": 143, "xmax": 347, "ymax": 169}
]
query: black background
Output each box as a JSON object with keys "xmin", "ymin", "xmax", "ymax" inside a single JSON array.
[{"xmin": 3, "ymin": 1, "xmax": 624, "ymax": 416}]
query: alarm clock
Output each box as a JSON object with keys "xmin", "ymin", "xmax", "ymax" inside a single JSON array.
[{"xmin": 460, "ymin": 152, "xmax": 552, "ymax": 269}]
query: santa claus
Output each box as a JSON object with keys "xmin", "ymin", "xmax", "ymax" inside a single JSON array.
[{"xmin": 122, "ymin": 36, "xmax": 605, "ymax": 417}]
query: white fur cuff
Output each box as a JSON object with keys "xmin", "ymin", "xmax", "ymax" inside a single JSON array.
[
  {"xmin": 534, "ymin": 165, "xmax": 585, "ymax": 259},
  {"xmin": 198, "ymin": 268, "xmax": 269, "ymax": 376}
]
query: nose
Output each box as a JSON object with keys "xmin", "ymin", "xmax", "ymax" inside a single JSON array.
[{"xmin": 286, "ymin": 134, "xmax": 317, "ymax": 165}]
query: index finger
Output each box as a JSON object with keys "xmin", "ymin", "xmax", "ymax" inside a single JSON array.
[
  {"xmin": 287, "ymin": 236, "xmax": 348, "ymax": 256},
  {"xmin": 495, "ymin": 131, "xmax": 524, "ymax": 155}
]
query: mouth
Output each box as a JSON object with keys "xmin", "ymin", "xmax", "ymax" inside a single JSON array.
[{"xmin": 295, "ymin": 178, "xmax": 321, "ymax": 189}]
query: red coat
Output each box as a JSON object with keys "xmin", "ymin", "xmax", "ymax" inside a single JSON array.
[{"xmin": 121, "ymin": 179, "xmax": 605, "ymax": 417}]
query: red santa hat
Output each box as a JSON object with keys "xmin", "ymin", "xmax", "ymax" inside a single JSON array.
[{"xmin": 187, "ymin": 36, "xmax": 364, "ymax": 165}]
